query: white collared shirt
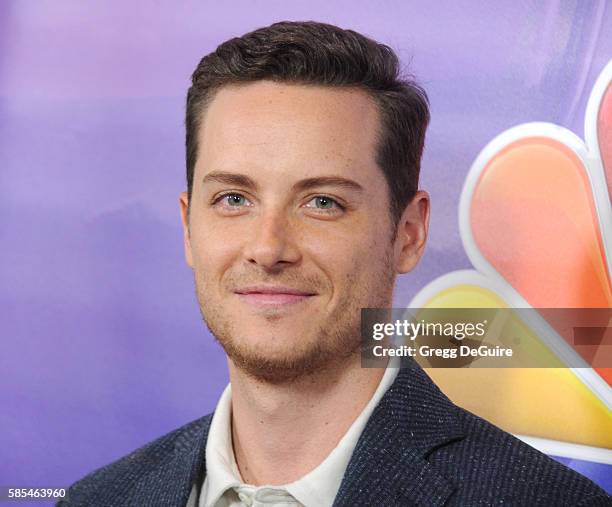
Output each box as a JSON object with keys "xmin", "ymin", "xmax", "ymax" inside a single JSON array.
[{"xmin": 187, "ymin": 361, "xmax": 398, "ymax": 507}]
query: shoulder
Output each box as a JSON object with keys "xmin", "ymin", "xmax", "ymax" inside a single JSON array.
[
  {"xmin": 58, "ymin": 414, "xmax": 212, "ymax": 507},
  {"xmin": 436, "ymin": 406, "xmax": 611, "ymax": 505}
]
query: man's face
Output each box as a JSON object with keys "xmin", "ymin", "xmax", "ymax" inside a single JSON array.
[{"xmin": 180, "ymin": 81, "xmax": 426, "ymax": 383}]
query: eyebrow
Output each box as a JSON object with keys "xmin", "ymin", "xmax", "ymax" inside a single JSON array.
[
  {"xmin": 294, "ymin": 176, "xmax": 364, "ymax": 193},
  {"xmin": 202, "ymin": 171, "xmax": 364, "ymax": 193},
  {"xmin": 202, "ymin": 171, "xmax": 257, "ymax": 189}
]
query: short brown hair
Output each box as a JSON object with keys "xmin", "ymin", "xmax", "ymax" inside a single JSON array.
[{"xmin": 185, "ymin": 20, "xmax": 429, "ymax": 229}]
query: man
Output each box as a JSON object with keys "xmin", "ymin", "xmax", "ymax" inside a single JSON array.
[{"xmin": 62, "ymin": 21, "xmax": 611, "ymax": 506}]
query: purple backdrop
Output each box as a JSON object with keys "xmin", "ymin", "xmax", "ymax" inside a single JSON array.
[{"xmin": 2, "ymin": 0, "xmax": 611, "ymax": 500}]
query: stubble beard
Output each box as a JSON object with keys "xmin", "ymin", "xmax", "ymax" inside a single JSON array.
[{"xmin": 193, "ymin": 249, "xmax": 396, "ymax": 385}]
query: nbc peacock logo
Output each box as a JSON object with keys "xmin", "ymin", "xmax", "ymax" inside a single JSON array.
[{"xmin": 409, "ymin": 60, "xmax": 612, "ymax": 486}]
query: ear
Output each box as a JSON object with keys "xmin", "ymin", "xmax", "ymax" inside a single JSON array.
[
  {"xmin": 179, "ymin": 192, "xmax": 194, "ymax": 268},
  {"xmin": 393, "ymin": 190, "xmax": 430, "ymax": 274}
]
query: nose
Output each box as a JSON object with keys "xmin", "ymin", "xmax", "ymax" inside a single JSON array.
[{"xmin": 243, "ymin": 210, "xmax": 301, "ymax": 269}]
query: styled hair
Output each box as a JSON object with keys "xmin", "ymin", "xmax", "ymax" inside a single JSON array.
[{"xmin": 185, "ymin": 21, "xmax": 429, "ymax": 229}]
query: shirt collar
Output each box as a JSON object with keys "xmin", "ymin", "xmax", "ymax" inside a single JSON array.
[
  {"xmin": 203, "ymin": 360, "xmax": 399, "ymax": 507},
  {"xmin": 202, "ymin": 384, "xmax": 242, "ymax": 506}
]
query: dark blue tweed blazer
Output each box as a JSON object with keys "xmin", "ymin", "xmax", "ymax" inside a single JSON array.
[{"xmin": 60, "ymin": 360, "xmax": 611, "ymax": 506}]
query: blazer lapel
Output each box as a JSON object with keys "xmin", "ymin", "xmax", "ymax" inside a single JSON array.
[
  {"xmin": 123, "ymin": 415, "xmax": 212, "ymax": 506},
  {"xmin": 333, "ymin": 360, "xmax": 465, "ymax": 506},
  {"xmin": 174, "ymin": 415, "xmax": 212, "ymax": 505}
]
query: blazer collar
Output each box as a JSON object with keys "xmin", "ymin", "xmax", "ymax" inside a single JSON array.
[
  {"xmin": 176, "ymin": 414, "xmax": 212, "ymax": 503},
  {"xmin": 116, "ymin": 413, "xmax": 212, "ymax": 506},
  {"xmin": 143, "ymin": 414, "xmax": 212, "ymax": 507},
  {"xmin": 332, "ymin": 359, "xmax": 466, "ymax": 506}
]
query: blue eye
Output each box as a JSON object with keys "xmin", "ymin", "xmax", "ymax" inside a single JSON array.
[
  {"xmin": 315, "ymin": 196, "xmax": 333, "ymax": 209},
  {"xmin": 306, "ymin": 196, "xmax": 342, "ymax": 210},
  {"xmin": 224, "ymin": 194, "xmax": 246, "ymax": 206},
  {"xmin": 213, "ymin": 193, "xmax": 251, "ymax": 207}
]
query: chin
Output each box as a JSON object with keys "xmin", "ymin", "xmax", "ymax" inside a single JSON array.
[
  {"xmin": 234, "ymin": 334, "xmax": 314, "ymax": 361},
  {"xmin": 221, "ymin": 336, "xmax": 329, "ymax": 382}
]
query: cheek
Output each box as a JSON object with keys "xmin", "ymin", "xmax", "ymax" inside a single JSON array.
[
  {"xmin": 189, "ymin": 220, "xmax": 237, "ymax": 276},
  {"xmin": 306, "ymin": 228, "xmax": 380, "ymax": 285}
]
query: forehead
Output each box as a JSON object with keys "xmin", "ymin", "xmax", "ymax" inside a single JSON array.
[{"xmin": 196, "ymin": 81, "xmax": 382, "ymax": 181}]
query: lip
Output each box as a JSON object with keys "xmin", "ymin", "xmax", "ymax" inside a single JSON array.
[{"xmin": 235, "ymin": 285, "xmax": 317, "ymax": 307}]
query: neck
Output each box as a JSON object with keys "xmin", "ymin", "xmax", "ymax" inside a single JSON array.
[{"xmin": 228, "ymin": 354, "xmax": 386, "ymax": 486}]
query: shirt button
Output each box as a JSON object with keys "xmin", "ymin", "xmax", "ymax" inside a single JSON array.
[{"xmin": 238, "ymin": 492, "xmax": 253, "ymax": 506}]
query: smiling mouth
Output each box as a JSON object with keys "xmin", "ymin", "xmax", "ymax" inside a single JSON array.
[{"xmin": 234, "ymin": 286, "xmax": 317, "ymax": 308}]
